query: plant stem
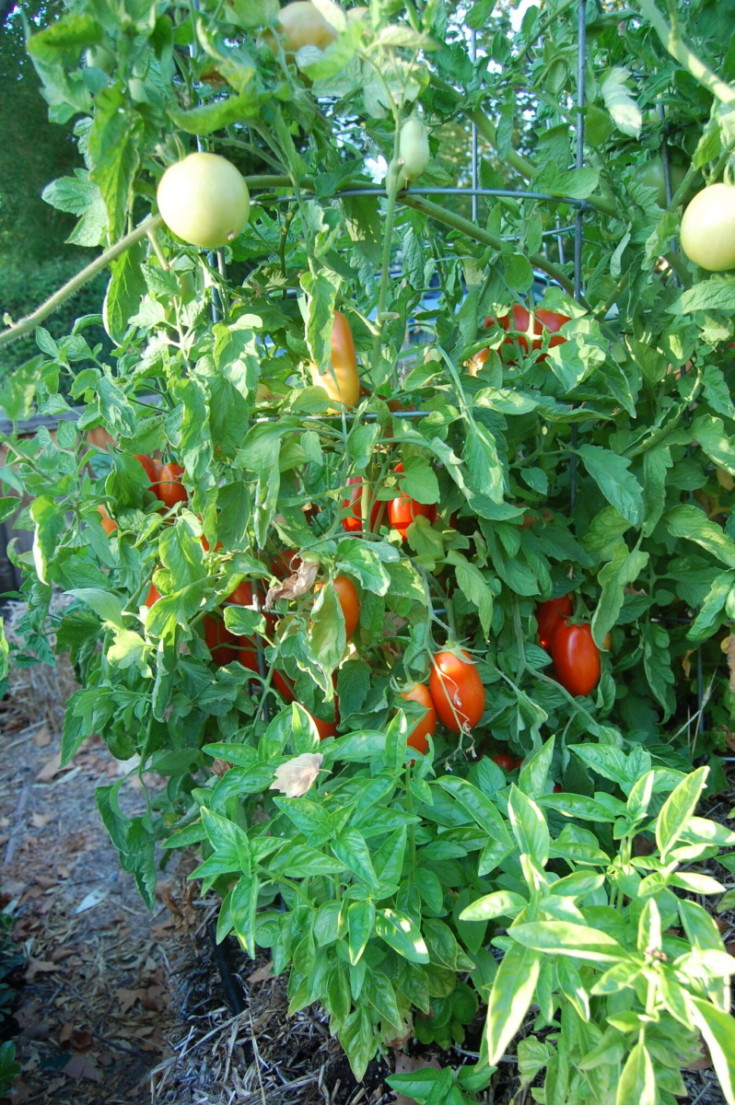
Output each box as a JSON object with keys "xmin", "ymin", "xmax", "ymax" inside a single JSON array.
[
  {"xmin": 637, "ymin": 0, "xmax": 735, "ymax": 105},
  {"xmin": 399, "ymin": 194, "xmax": 580, "ymax": 299}
]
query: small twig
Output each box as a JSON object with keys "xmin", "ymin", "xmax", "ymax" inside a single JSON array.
[{"xmin": 3, "ymin": 769, "xmax": 31, "ymax": 864}]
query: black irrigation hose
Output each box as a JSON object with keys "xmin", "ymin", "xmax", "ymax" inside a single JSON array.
[{"xmin": 209, "ymin": 919, "xmax": 249, "ymax": 1019}]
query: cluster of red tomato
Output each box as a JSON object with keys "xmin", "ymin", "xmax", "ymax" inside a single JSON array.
[
  {"xmin": 535, "ymin": 596, "xmax": 601, "ymax": 697},
  {"xmin": 112, "ymin": 304, "xmax": 599, "ymax": 756}
]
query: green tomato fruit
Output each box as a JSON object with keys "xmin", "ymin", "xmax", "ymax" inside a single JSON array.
[
  {"xmin": 679, "ymin": 182, "xmax": 735, "ymax": 272},
  {"xmin": 398, "ymin": 116, "xmax": 430, "ymax": 188},
  {"xmin": 156, "ymin": 152, "xmax": 250, "ymax": 250}
]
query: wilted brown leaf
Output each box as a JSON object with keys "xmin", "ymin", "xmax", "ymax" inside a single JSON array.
[
  {"xmin": 264, "ymin": 559, "xmax": 319, "ymax": 609},
  {"xmin": 269, "ymin": 753, "xmax": 325, "ymax": 797}
]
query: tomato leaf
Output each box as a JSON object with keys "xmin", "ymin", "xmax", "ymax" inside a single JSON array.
[
  {"xmin": 600, "ymin": 67, "xmax": 642, "ymax": 138},
  {"xmin": 576, "ymin": 445, "xmax": 644, "ymax": 526},
  {"xmin": 668, "ymin": 277, "xmax": 735, "ymax": 315},
  {"xmin": 665, "ymin": 504, "xmax": 735, "ymax": 568}
]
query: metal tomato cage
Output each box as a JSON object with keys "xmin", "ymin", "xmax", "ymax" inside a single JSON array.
[{"xmin": 199, "ymin": 0, "xmax": 705, "ymax": 740}]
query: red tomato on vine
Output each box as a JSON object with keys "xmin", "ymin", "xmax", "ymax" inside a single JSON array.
[
  {"xmin": 155, "ymin": 462, "xmax": 188, "ymax": 508},
  {"xmin": 536, "ymin": 595, "xmax": 574, "ymax": 650},
  {"xmin": 388, "ymin": 463, "xmax": 437, "ymax": 539},
  {"xmin": 399, "ymin": 684, "xmax": 437, "ymax": 755},
  {"xmin": 429, "ymin": 650, "xmax": 485, "ymax": 732},
  {"xmin": 551, "ymin": 622, "xmax": 601, "ymax": 697}
]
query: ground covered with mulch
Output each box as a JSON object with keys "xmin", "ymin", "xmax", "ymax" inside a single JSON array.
[{"xmin": 0, "ymin": 640, "xmax": 731, "ymax": 1105}]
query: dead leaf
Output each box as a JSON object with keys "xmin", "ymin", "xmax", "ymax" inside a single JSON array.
[
  {"xmin": 35, "ymin": 753, "xmax": 63, "ymax": 783},
  {"xmin": 264, "ymin": 558, "xmax": 319, "ymax": 609},
  {"xmin": 117, "ymin": 988, "xmax": 145, "ymax": 1014},
  {"xmin": 31, "ymin": 812, "xmax": 55, "ymax": 828},
  {"xmin": 59, "ymin": 1025, "xmax": 93, "ymax": 1051},
  {"xmin": 33, "ymin": 726, "xmax": 51, "ymax": 747},
  {"xmin": 62, "ymin": 1053, "xmax": 101, "ymax": 1082},
  {"xmin": 392, "ymin": 1052, "xmax": 442, "ymax": 1105},
  {"xmin": 722, "ymin": 635, "xmax": 735, "ymax": 692},
  {"xmin": 269, "ymin": 753, "xmax": 325, "ymax": 798},
  {"xmin": 248, "ymin": 960, "xmax": 273, "ymax": 985}
]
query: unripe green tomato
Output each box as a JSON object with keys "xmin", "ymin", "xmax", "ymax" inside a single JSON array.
[
  {"xmin": 277, "ymin": 1, "xmax": 339, "ymax": 52},
  {"xmin": 638, "ymin": 158, "xmax": 687, "ymax": 206},
  {"xmin": 156, "ymin": 153, "xmax": 250, "ymax": 250},
  {"xmin": 679, "ymin": 183, "xmax": 735, "ymax": 272},
  {"xmin": 398, "ymin": 116, "xmax": 430, "ymax": 187}
]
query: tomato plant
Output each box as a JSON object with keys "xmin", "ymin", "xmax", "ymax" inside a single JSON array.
[
  {"xmin": 551, "ymin": 622, "xmax": 601, "ymax": 698},
  {"xmin": 428, "ymin": 650, "xmax": 485, "ymax": 733},
  {"xmin": 679, "ymin": 182, "xmax": 735, "ymax": 271},
  {"xmin": 6, "ymin": 0, "xmax": 735, "ymax": 1096},
  {"xmin": 536, "ymin": 595, "xmax": 574, "ymax": 650},
  {"xmin": 156, "ymin": 153, "xmax": 251, "ymax": 251},
  {"xmin": 399, "ymin": 683, "xmax": 436, "ymax": 755}
]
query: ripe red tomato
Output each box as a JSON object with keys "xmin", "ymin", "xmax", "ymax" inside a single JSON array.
[
  {"xmin": 480, "ymin": 305, "xmax": 570, "ymax": 364},
  {"xmin": 388, "ymin": 463, "xmax": 437, "ymax": 539},
  {"xmin": 310, "ymin": 700, "xmax": 339, "ymax": 740},
  {"xmin": 536, "ymin": 595, "xmax": 574, "ymax": 650},
  {"xmin": 203, "ymin": 613, "xmax": 238, "ymax": 666},
  {"xmin": 226, "ymin": 579, "xmax": 254, "ymax": 606},
  {"xmin": 155, "ymin": 462, "xmax": 188, "ymax": 508},
  {"xmin": 429, "ymin": 650, "xmax": 485, "ymax": 732},
  {"xmin": 316, "ymin": 575, "xmax": 359, "ymax": 639},
  {"xmin": 492, "ymin": 753, "xmax": 523, "ymax": 771},
  {"xmin": 134, "ymin": 453, "xmax": 162, "ymax": 488},
  {"xmin": 145, "ymin": 582, "xmax": 160, "ymax": 607},
  {"xmin": 342, "ymin": 476, "xmax": 382, "ymax": 533},
  {"xmin": 551, "ymin": 622, "xmax": 601, "ymax": 697},
  {"xmin": 399, "ymin": 684, "xmax": 437, "ymax": 755},
  {"xmin": 97, "ymin": 504, "xmax": 117, "ymax": 535},
  {"xmin": 309, "ymin": 310, "xmax": 361, "ymax": 409}
]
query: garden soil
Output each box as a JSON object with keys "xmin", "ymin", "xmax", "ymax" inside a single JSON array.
[{"xmin": 0, "ymin": 641, "xmax": 730, "ymax": 1105}]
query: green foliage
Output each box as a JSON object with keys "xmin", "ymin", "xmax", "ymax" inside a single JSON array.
[{"xmin": 2, "ymin": 0, "xmax": 735, "ymax": 1096}]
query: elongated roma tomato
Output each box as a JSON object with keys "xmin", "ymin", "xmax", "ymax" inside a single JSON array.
[
  {"xmin": 342, "ymin": 476, "xmax": 382, "ymax": 533},
  {"xmin": 309, "ymin": 310, "xmax": 360, "ymax": 409},
  {"xmin": 97, "ymin": 504, "xmax": 117, "ymax": 535},
  {"xmin": 398, "ymin": 116, "xmax": 430, "ymax": 188},
  {"xmin": 388, "ymin": 462, "xmax": 437, "ymax": 539},
  {"xmin": 315, "ymin": 575, "xmax": 360, "ymax": 639},
  {"xmin": 429, "ymin": 649, "xmax": 485, "ymax": 732},
  {"xmin": 399, "ymin": 684, "xmax": 437, "ymax": 755},
  {"xmin": 551, "ymin": 621, "xmax": 601, "ymax": 697},
  {"xmin": 479, "ymin": 305, "xmax": 570, "ymax": 365},
  {"xmin": 536, "ymin": 595, "xmax": 574, "ymax": 650},
  {"xmin": 154, "ymin": 462, "xmax": 188, "ymax": 508}
]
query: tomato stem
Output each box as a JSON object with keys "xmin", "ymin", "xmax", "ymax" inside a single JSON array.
[
  {"xmin": 637, "ymin": 0, "xmax": 735, "ymax": 106},
  {"xmin": 400, "ymin": 194, "xmax": 579, "ymax": 300}
]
